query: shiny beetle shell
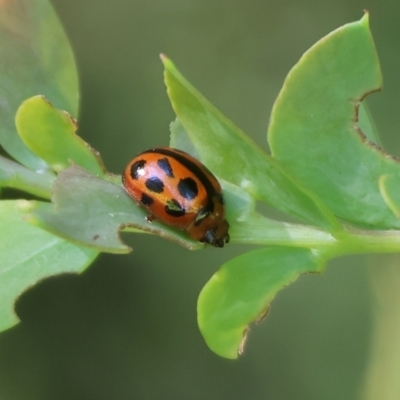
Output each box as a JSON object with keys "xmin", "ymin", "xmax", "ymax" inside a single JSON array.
[{"xmin": 122, "ymin": 147, "xmax": 230, "ymax": 247}]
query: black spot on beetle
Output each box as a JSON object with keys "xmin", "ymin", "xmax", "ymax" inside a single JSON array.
[
  {"xmin": 130, "ymin": 159, "xmax": 146, "ymax": 180},
  {"xmin": 141, "ymin": 193, "xmax": 154, "ymax": 206},
  {"xmin": 143, "ymin": 148, "xmax": 219, "ymax": 200},
  {"xmin": 145, "ymin": 176, "xmax": 164, "ymax": 193},
  {"xmin": 178, "ymin": 177, "xmax": 198, "ymax": 200},
  {"xmin": 165, "ymin": 199, "xmax": 185, "ymax": 217},
  {"xmin": 157, "ymin": 157, "xmax": 174, "ymax": 178}
]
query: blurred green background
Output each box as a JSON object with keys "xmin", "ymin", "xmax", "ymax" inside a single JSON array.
[{"xmin": 1, "ymin": 0, "xmax": 400, "ymax": 399}]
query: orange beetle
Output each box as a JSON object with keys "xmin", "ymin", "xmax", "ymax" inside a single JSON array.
[{"xmin": 122, "ymin": 147, "xmax": 230, "ymax": 247}]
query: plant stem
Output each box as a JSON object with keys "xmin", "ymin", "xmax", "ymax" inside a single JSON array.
[
  {"xmin": 0, "ymin": 155, "xmax": 53, "ymax": 199},
  {"xmin": 234, "ymin": 213, "xmax": 400, "ymax": 256}
]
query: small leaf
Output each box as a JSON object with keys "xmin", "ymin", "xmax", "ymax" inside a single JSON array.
[
  {"xmin": 26, "ymin": 165, "xmax": 203, "ymax": 253},
  {"xmin": 0, "ymin": 1, "xmax": 79, "ymax": 171},
  {"xmin": 197, "ymin": 246, "xmax": 322, "ymax": 359},
  {"xmin": 269, "ymin": 13, "xmax": 400, "ymax": 229},
  {"xmin": 0, "ymin": 200, "xmax": 97, "ymax": 332},
  {"xmin": 162, "ymin": 55, "xmax": 340, "ymax": 231},
  {"xmin": 16, "ymin": 96, "xmax": 105, "ymax": 175}
]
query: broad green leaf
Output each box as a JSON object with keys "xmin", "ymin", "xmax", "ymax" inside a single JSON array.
[
  {"xmin": 197, "ymin": 247, "xmax": 322, "ymax": 359},
  {"xmin": 16, "ymin": 96, "xmax": 105, "ymax": 175},
  {"xmin": 162, "ymin": 56, "xmax": 340, "ymax": 232},
  {"xmin": 269, "ymin": 14, "xmax": 400, "ymax": 229},
  {"xmin": 0, "ymin": 200, "xmax": 97, "ymax": 332},
  {"xmin": 26, "ymin": 165, "xmax": 204, "ymax": 253},
  {"xmin": 0, "ymin": 0, "xmax": 79, "ymax": 171},
  {"xmin": 0, "ymin": 155, "xmax": 53, "ymax": 199}
]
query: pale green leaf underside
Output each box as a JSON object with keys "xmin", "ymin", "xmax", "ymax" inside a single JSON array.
[
  {"xmin": 26, "ymin": 166, "xmax": 204, "ymax": 252},
  {"xmin": 0, "ymin": 200, "xmax": 97, "ymax": 331}
]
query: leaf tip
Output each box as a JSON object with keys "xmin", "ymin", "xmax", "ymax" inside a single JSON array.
[
  {"xmin": 160, "ymin": 53, "xmax": 172, "ymax": 67},
  {"xmin": 361, "ymin": 9, "xmax": 370, "ymax": 26},
  {"xmin": 160, "ymin": 53, "xmax": 177, "ymax": 75}
]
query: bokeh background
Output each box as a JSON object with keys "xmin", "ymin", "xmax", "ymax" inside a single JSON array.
[{"xmin": 1, "ymin": 1, "xmax": 400, "ymax": 399}]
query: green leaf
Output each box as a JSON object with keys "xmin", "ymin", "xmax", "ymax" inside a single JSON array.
[
  {"xmin": 169, "ymin": 118, "xmax": 337, "ymax": 247},
  {"xmin": 162, "ymin": 56, "xmax": 340, "ymax": 232},
  {"xmin": 169, "ymin": 118, "xmax": 200, "ymax": 158},
  {"xmin": 378, "ymin": 175, "xmax": 400, "ymax": 218},
  {"xmin": 0, "ymin": 0, "xmax": 79, "ymax": 171},
  {"xmin": 197, "ymin": 247, "xmax": 322, "ymax": 359},
  {"xmin": 269, "ymin": 13, "xmax": 400, "ymax": 229},
  {"xmin": 358, "ymin": 102, "xmax": 381, "ymax": 145},
  {"xmin": 26, "ymin": 165, "xmax": 204, "ymax": 253},
  {"xmin": 0, "ymin": 200, "xmax": 97, "ymax": 332},
  {"xmin": 221, "ymin": 179, "xmax": 255, "ymax": 224},
  {"xmin": 16, "ymin": 96, "xmax": 105, "ymax": 175}
]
